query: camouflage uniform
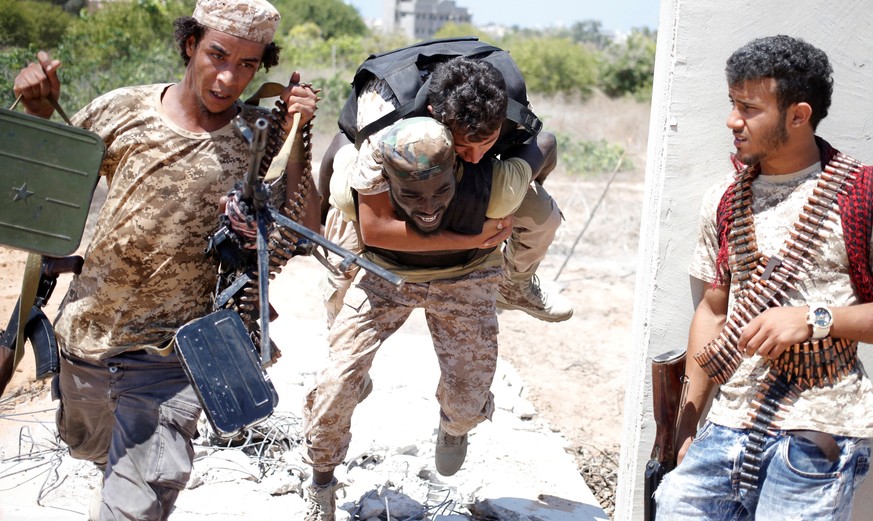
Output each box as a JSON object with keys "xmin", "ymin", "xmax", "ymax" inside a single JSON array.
[
  {"xmin": 320, "ymin": 78, "xmax": 566, "ymax": 326},
  {"xmin": 305, "ymin": 118, "xmax": 527, "ymax": 474},
  {"xmin": 305, "ymin": 266, "xmax": 500, "ymax": 471},
  {"xmin": 53, "ymin": 83, "xmax": 281, "ymax": 519}
]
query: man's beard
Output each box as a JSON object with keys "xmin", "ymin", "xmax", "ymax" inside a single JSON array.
[
  {"xmin": 388, "ymin": 191, "xmax": 443, "ymax": 236},
  {"xmin": 738, "ymin": 111, "xmax": 790, "ymax": 166}
]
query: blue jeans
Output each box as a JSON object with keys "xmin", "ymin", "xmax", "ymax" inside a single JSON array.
[{"xmin": 655, "ymin": 422, "xmax": 871, "ymax": 521}]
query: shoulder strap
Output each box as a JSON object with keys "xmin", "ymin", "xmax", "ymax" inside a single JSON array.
[
  {"xmin": 355, "ymin": 76, "xmax": 433, "ymax": 149},
  {"xmin": 13, "ymin": 254, "xmax": 42, "ymax": 369}
]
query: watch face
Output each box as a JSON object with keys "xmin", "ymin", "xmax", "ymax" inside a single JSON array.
[{"xmin": 813, "ymin": 307, "xmax": 832, "ymax": 327}]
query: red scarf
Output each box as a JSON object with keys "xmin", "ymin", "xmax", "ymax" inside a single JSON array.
[{"xmin": 714, "ymin": 137, "xmax": 873, "ymax": 302}]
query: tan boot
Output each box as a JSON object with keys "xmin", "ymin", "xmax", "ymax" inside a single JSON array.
[
  {"xmin": 304, "ymin": 478, "xmax": 342, "ymax": 521},
  {"xmin": 435, "ymin": 425, "xmax": 468, "ymax": 476},
  {"xmin": 496, "ymin": 275, "xmax": 573, "ymax": 322}
]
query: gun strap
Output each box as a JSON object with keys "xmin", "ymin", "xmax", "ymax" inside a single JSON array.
[{"xmin": 15, "ymin": 253, "xmax": 42, "ymax": 368}]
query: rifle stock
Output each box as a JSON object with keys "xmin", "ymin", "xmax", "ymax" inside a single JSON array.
[
  {"xmin": 643, "ymin": 348, "xmax": 686, "ymax": 521},
  {"xmin": 0, "ymin": 255, "xmax": 83, "ymax": 396}
]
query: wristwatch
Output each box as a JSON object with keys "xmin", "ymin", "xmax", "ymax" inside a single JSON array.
[{"xmin": 807, "ymin": 303, "xmax": 833, "ymax": 340}]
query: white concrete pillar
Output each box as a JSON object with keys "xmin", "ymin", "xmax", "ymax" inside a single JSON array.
[{"xmin": 616, "ymin": 2, "xmax": 873, "ymax": 520}]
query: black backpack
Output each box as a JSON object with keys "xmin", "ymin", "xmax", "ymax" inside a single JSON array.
[{"xmin": 337, "ymin": 36, "xmax": 542, "ymax": 155}]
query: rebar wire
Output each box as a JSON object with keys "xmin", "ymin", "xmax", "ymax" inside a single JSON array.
[
  {"xmin": 554, "ymin": 150, "xmax": 626, "ymax": 282},
  {"xmin": 197, "ymin": 413, "xmax": 304, "ymax": 477},
  {"xmin": 0, "ymin": 426, "xmax": 68, "ymax": 505}
]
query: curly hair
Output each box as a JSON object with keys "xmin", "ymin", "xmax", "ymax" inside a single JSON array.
[
  {"xmin": 726, "ymin": 35, "xmax": 833, "ymax": 130},
  {"xmin": 172, "ymin": 17, "xmax": 280, "ymax": 71},
  {"xmin": 427, "ymin": 57, "xmax": 507, "ymax": 142}
]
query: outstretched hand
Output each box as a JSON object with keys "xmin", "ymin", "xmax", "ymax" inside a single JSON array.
[
  {"xmin": 13, "ymin": 51, "xmax": 62, "ymax": 119},
  {"xmin": 279, "ymin": 71, "xmax": 319, "ymax": 131}
]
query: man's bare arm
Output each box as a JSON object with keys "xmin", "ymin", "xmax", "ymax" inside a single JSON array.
[
  {"xmin": 675, "ymin": 282, "xmax": 727, "ymax": 464},
  {"xmin": 357, "ymin": 191, "xmax": 511, "ymax": 251}
]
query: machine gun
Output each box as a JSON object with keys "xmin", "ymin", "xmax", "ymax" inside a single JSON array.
[
  {"xmin": 178, "ymin": 111, "xmax": 404, "ymax": 439},
  {"xmin": 209, "ymin": 115, "xmax": 404, "ymax": 366}
]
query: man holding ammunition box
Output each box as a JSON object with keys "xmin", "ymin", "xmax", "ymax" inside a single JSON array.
[
  {"xmin": 655, "ymin": 35, "xmax": 873, "ymax": 520},
  {"xmin": 12, "ymin": 0, "xmax": 317, "ymax": 518}
]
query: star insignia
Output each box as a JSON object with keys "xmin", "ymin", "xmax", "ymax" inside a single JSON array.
[{"xmin": 11, "ymin": 183, "xmax": 34, "ymax": 202}]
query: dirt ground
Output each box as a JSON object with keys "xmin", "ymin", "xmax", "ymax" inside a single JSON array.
[{"xmin": 0, "ymin": 93, "xmax": 649, "ymax": 518}]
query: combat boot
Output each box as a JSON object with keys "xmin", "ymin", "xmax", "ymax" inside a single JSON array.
[
  {"xmin": 435, "ymin": 425, "xmax": 468, "ymax": 476},
  {"xmin": 304, "ymin": 478, "xmax": 341, "ymax": 521},
  {"xmin": 496, "ymin": 274, "xmax": 573, "ymax": 322}
]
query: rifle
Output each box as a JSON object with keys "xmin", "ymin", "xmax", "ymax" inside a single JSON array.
[
  {"xmin": 0, "ymin": 255, "xmax": 84, "ymax": 396},
  {"xmin": 643, "ymin": 348, "xmax": 686, "ymax": 521}
]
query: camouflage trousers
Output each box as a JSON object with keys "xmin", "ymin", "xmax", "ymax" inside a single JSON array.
[{"xmin": 304, "ymin": 266, "xmax": 501, "ymax": 473}]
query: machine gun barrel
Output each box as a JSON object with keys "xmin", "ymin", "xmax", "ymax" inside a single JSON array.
[
  {"xmin": 235, "ymin": 117, "xmax": 270, "ymax": 210},
  {"xmin": 270, "ymin": 210, "xmax": 404, "ymax": 288}
]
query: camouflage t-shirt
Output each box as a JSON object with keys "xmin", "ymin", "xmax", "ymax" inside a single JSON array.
[
  {"xmin": 55, "ymin": 84, "xmax": 276, "ymax": 360},
  {"xmin": 689, "ymin": 162, "xmax": 873, "ymax": 437}
]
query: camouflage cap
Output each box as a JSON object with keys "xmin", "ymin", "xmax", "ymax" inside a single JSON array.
[
  {"xmin": 378, "ymin": 117, "xmax": 455, "ymax": 182},
  {"xmin": 193, "ymin": 0, "xmax": 280, "ymax": 45}
]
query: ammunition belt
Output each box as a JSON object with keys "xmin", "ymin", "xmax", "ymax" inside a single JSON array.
[
  {"xmin": 219, "ymin": 99, "xmax": 315, "ymax": 333},
  {"xmin": 693, "ymin": 153, "xmax": 863, "ymax": 491}
]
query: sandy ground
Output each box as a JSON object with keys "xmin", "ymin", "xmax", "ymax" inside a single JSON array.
[{"xmin": 0, "ymin": 94, "xmax": 647, "ymax": 519}]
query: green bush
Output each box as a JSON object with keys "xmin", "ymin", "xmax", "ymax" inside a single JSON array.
[
  {"xmin": 503, "ymin": 36, "xmax": 598, "ymax": 98},
  {"xmin": 556, "ymin": 132, "xmax": 629, "ymax": 176},
  {"xmin": 599, "ymin": 29, "xmax": 656, "ymax": 100},
  {"xmin": 433, "ymin": 23, "xmax": 485, "ymax": 40},
  {"xmin": 310, "ymin": 72, "xmax": 352, "ymax": 124},
  {"xmin": 47, "ymin": 0, "xmax": 190, "ymax": 112},
  {"xmin": 272, "ymin": 0, "xmax": 367, "ymax": 40},
  {"xmin": 0, "ymin": 0, "xmax": 72, "ymax": 48}
]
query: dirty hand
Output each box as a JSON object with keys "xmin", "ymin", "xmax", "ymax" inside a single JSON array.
[
  {"xmin": 278, "ymin": 71, "xmax": 319, "ymax": 131},
  {"xmin": 223, "ymin": 192, "xmax": 258, "ymax": 249},
  {"xmin": 739, "ymin": 306, "xmax": 809, "ymax": 359},
  {"xmin": 13, "ymin": 51, "xmax": 62, "ymax": 119}
]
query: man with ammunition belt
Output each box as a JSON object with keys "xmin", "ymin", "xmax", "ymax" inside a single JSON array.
[
  {"xmin": 12, "ymin": 0, "xmax": 318, "ymax": 518},
  {"xmin": 654, "ymin": 35, "xmax": 873, "ymax": 520}
]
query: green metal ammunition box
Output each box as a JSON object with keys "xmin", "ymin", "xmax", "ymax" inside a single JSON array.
[{"xmin": 0, "ymin": 108, "xmax": 104, "ymax": 256}]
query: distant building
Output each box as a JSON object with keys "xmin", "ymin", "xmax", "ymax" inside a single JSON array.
[{"xmin": 383, "ymin": 0, "xmax": 472, "ymax": 40}]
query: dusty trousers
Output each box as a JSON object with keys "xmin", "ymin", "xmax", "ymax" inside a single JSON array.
[{"xmin": 55, "ymin": 349, "xmax": 202, "ymax": 521}]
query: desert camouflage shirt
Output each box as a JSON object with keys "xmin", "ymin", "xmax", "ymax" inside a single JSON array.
[
  {"xmin": 55, "ymin": 84, "xmax": 278, "ymax": 360},
  {"xmin": 689, "ymin": 161, "xmax": 873, "ymax": 437}
]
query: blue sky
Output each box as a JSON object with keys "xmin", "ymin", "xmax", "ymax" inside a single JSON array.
[{"xmin": 345, "ymin": 0, "xmax": 661, "ymax": 33}]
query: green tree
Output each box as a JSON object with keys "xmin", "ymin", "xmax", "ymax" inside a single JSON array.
[
  {"xmin": 504, "ymin": 36, "xmax": 598, "ymax": 97},
  {"xmin": 51, "ymin": 0, "xmax": 191, "ymax": 111},
  {"xmin": 0, "ymin": 0, "xmax": 72, "ymax": 48},
  {"xmin": 272, "ymin": 0, "xmax": 367, "ymax": 40},
  {"xmin": 568, "ymin": 20, "xmax": 610, "ymax": 49},
  {"xmin": 599, "ymin": 29, "xmax": 656, "ymax": 100},
  {"xmin": 433, "ymin": 22, "xmax": 483, "ymax": 40}
]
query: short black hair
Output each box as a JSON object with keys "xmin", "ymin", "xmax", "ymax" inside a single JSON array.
[
  {"xmin": 427, "ymin": 57, "xmax": 507, "ymax": 142},
  {"xmin": 726, "ymin": 35, "xmax": 833, "ymax": 130},
  {"xmin": 172, "ymin": 16, "xmax": 280, "ymax": 71}
]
